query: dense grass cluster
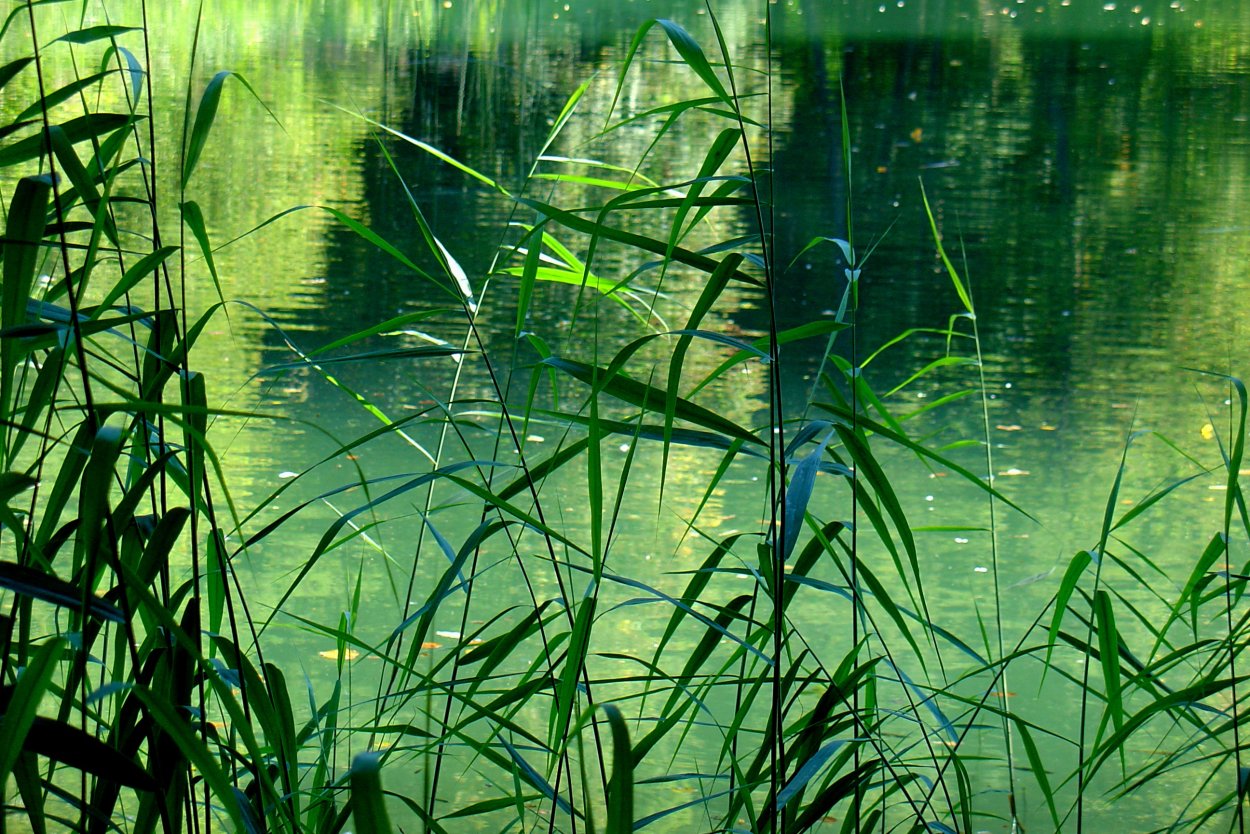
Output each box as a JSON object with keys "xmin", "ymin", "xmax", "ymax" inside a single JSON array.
[{"xmin": 0, "ymin": 2, "xmax": 1247, "ymax": 833}]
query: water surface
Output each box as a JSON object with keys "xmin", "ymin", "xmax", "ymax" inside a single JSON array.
[{"xmin": 12, "ymin": 1, "xmax": 1250, "ymax": 830}]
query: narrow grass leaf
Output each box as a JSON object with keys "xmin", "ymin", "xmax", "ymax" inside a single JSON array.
[
  {"xmin": 1094, "ymin": 589, "xmax": 1125, "ymax": 736},
  {"xmin": 499, "ymin": 736, "xmax": 573, "ymax": 817},
  {"xmin": 690, "ymin": 320, "xmax": 846, "ymax": 397},
  {"xmin": 94, "ymin": 246, "xmax": 178, "ymax": 314},
  {"xmin": 603, "ymin": 704, "xmax": 634, "ymax": 834},
  {"xmin": 0, "ymin": 114, "xmax": 134, "ymax": 167},
  {"xmin": 553, "ymin": 595, "xmax": 597, "ymax": 754},
  {"xmin": 1045, "ymin": 550, "xmax": 1092, "ymax": 673},
  {"xmin": 1, "ymin": 176, "xmax": 50, "ymax": 432},
  {"xmin": 76, "ymin": 425, "xmax": 124, "ymax": 578},
  {"xmin": 183, "ymin": 70, "xmax": 277, "ymax": 186},
  {"xmin": 0, "ymin": 562, "xmax": 123, "ymax": 623},
  {"xmin": 776, "ymin": 739, "xmax": 845, "ymax": 812},
  {"xmin": 515, "ymin": 196, "xmax": 760, "ymax": 286},
  {"xmin": 0, "ymin": 637, "xmax": 61, "ymax": 789},
  {"xmin": 516, "ymin": 224, "xmax": 542, "ymax": 336},
  {"xmin": 0, "ymin": 56, "xmax": 32, "ymax": 91},
  {"xmin": 23, "ymin": 716, "xmax": 154, "ymax": 790},
  {"xmin": 919, "ymin": 180, "xmax": 974, "ymax": 313},
  {"xmin": 102, "ymin": 45, "xmax": 144, "ymax": 104},
  {"xmin": 180, "ymin": 201, "xmax": 224, "ymax": 305},
  {"xmin": 1014, "ymin": 721, "xmax": 1061, "ymax": 831},
  {"xmin": 52, "ymin": 25, "xmax": 139, "ymax": 44},
  {"xmin": 543, "ymin": 356, "xmax": 761, "ymax": 446},
  {"xmin": 350, "ymin": 753, "xmax": 394, "ymax": 834},
  {"xmin": 15, "ymin": 71, "xmax": 112, "ymax": 123},
  {"xmin": 782, "ymin": 429, "xmax": 834, "ymax": 562}
]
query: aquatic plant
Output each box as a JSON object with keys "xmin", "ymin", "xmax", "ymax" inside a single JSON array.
[{"xmin": 1, "ymin": 2, "xmax": 1247, "ymax": 833}]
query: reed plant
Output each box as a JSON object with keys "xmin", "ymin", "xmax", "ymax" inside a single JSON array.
[{"xmin": 1, "ymin": 2, "xmax": 1247, "ymax": 833}]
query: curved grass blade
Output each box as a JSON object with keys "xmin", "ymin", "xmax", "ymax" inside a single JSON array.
[
  {"xmin": 781, "ymin": 428, "xmax": 834, "ymax": 563},
  {"xmin": 182, "ymin": 70, "xmax": 278, "ymax": 187},
  {"xmin": 606, "ymin": 18, "xmax": 731, "ymax": 129},
  {"xmin": 51, "ymin": 25, "xmax": 139, "ymax": 45},
  {"xmin": 0, "ymin": 638, "xmax": 61, "ymax": 789},
  {"xmin": 0, "ymin": 56, "xmax": 33, "ymax": 91},
  {"xmin": 542, "ymin": 356, "xmax": 762, "ymax": 446},
  {"xmin": 0, "ymin": 562, "xmax": 123, "ymax": 623},
  {"xmin": 14, "ymin": 71, "xmax": 113, "ymax": 123},
  {"xmin": 1094, "ymin": 590, "xmax": 1125, "ymax": 740},
  {"xmin": 22, "ymin": 716, "xmax": 154, "ymax": 790},
  {"xmin": 1044, "ymin": 550, "xmax": 1092, "ymax": 679},
  {"xmin": 93, "ymin": 246, "xmax": 179, "ymax": 314},
  {"xmin": 0, "ymin": 114, "xmax": 134, "ymax": 168},
  {"xmin": 1, "ymin": 176, "xmax": 50, "ymax": 439},
  {"xmin": 603, "ymin": 704, "xmax": 633, "ymax": 834}
]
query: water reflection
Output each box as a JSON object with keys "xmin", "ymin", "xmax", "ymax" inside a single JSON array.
[
  {"xmin": 193, "ymin": 3, "xmax": 1250, "ymax": 829},
  {"xmin": 12, "ymin": 0, "xmax": 1250, "ymax": 829}
]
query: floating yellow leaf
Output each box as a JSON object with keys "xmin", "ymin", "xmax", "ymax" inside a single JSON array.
[
  {"xmin": 318, "ymin": 648, "xmax": 359, "ymax": 661},
  {"xmin": 998, "ymin": 468, "xmax": 1030, "ymax": 476},
  {"xmin": 909, "ymin": 127, "xmax": 923, "ymax": 143},
  {"xmin": 421, "ymin": 641, "xmax": 442, "ymax": 650},
  {"xmin": 1200, "ymin": 423, "xmax": 1216, "ymax": 440},
  {"xmin": 995, "ymin": 424, "xmax": 1023, "ymax": 432},
  {"xmin": 1040, "ymin": 423, "xmax": 1057, "ymax": 431}
]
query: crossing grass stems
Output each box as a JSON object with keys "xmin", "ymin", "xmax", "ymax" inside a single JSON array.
[{"xmin": 0, "ymin": 1, "xmax": 1245, "ymax": 833}]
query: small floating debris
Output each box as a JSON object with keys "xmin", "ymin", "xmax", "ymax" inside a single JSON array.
[
  {"xmin": 278, "ymin": 471, "xmax": 299, "ymax": 479},
  {"xmin": 319, "ymin": 648, "xmax": 359, "ymax": 661},
  {"xmin": 1200, "ymin": 423, "xmax": 1216, "ymax": 440},
  {"xmin": 525, "ymin": 435, "xmax": 545, "ymax": 443},
  {"xmin": 435, "ymin": 630, "xmax": 462, "ymax": 640},
  {"xmin": 909, "ymin": 127, "xmax": 923, "ymax": 143},
  {"xmin": 1040, "ymin": 423, "xmax": 1057, "ymax": 431},
  {"xmin": 973, "ymin": 566, "xmax": 988, "ymax": 573},
  {"xmin": 421, "ymin": 641, "xmax": 442, "ymax": 650},
  {"xmin": 998, "ymin": 468, "xmax": 1030, "ymax": 476},
  {"xmin": 995, "ymin": 424, "xmax": 1023, "ymax": 432},
  {"xmin": 954, "ymin": 537, "xmax": 969, "ymax": 544}
]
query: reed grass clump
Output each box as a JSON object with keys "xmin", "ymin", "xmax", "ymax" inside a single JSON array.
[{"xmin": 1, "ymin": 2, "xmax": 1246, "ymax": 833}]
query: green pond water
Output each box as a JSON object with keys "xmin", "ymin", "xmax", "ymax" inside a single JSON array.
[{"xmin": 9, "ymin": 0, "xmax": 1250, "ymax": 831}]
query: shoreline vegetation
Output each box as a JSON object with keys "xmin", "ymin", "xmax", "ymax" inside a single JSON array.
[{"xmin": 0, "ymin": 2, "xmax": 1246, "ymax": 833}]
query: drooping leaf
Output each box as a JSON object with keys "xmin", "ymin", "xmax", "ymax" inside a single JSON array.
[
  {"xmin": 0, "ymin": 562, "xmax": 123, "ymax": 623},
  {"xmin": 23, "ymin": 716, "xmax": 154, "ymax": 790}
]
